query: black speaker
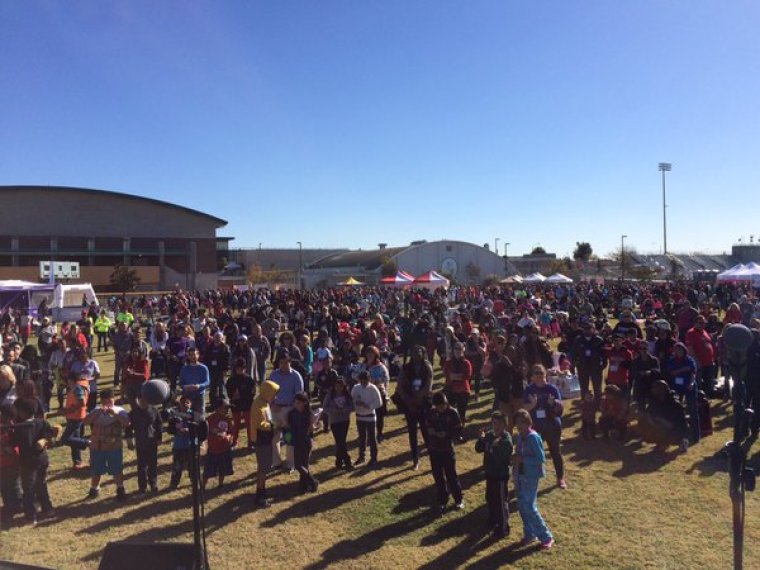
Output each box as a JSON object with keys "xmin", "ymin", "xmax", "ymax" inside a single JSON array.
[{"xmin": 98, "ymin": 542, "xmax": 199, "ymax": 570}]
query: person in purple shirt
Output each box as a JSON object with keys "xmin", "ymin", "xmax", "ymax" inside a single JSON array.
[
  {"xmin": 523, "ymin": 364, "xmax": 566, "ymax": 490},
  {"xmin": 166, "ymin": 325, "xmax": 192, "ymax": 392},
  {"xmin": 179, "ymin": 347, "xmax": 210, "ymax": 416}
]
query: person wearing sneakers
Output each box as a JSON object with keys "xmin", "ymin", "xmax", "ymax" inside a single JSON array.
[
  {"xmin": 514, "ymin": 409, "xmax": 554, "ymax": 550},
  {"xmin": 523, "ymin": 364, "xmax": 566, "ymax": 490},
  {"xmin": 250, "ymin": 380, "xmax": 279, "ymax": 508},
  {"xmin": 475, "ymin": 411, "xmax": 513, "ymax": 539},
  {"xmin": 351, "ymin": 370, "xmax": 382, "ymax": 467},
  {"xmin": 61, "ymin": 370, "xmax": 91, "ymax": 470},
  {"xmin": 426, "ymin": 392, "xmax": 464, "ymax": 514},
  {"xmin": 83, "ymin": 389, "xmax": 130, "ymax": 501}
]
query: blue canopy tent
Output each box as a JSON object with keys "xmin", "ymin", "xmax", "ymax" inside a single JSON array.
[{"xmin": 0, "ymin": 280, "xmax": 55, "ymax": 318}]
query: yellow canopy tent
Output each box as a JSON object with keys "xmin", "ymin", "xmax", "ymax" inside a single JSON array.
[{"xmin": 338, "ymin": 276, "xmax": 364, "ymax": 286}]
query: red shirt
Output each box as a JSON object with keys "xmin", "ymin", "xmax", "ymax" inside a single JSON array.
[
  {"xmin": 685, "ymin": 327, "xmax": 715, "ymax": 367},
  {"xmin": 606, "ymin": 346, "xmax": 633, "ymax": 387},
  {"xmin": 124, "ymin": 357, "xmax": 150, "ymax": 385},
  {"xmin": 207, "ymin": 412, "xmax": 233, "ymax": 454}
]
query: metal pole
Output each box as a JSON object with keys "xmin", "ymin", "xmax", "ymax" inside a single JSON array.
[
  {"xmin": 494, "ymin": 238, "xmax": 499, "ymax": 256},
  {"xmin": 297, "ymin": 241, "xmax": 303, "ymax": 290},
  {"xmin": 662, "ymin": 169, "xmax": 667, "ymax": 254},
  {"xmin": 621, "ymin": 235, "xmax": 627, "ymax": 281}
]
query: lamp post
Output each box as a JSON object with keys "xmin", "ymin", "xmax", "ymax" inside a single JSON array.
[
  {"xmin": 297, "ymin": 241, "xmax": 303, "ymax": 290},
  {"xmin": 494, "ymin": 238, "xmax": 500, "ymax": 256},
  {"xmin": 621, "ymin": 234, "xmax": 628, "ymax": 281},
  {"xmin": 659, "ymin": 162, "xmax": 672, "ymax": 254},
  {"xmin": 504, "ymin": 242, "xmax": 510, "ymax": 275}
]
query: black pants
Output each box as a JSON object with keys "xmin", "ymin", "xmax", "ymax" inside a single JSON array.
[
  {"xmin": 404, "ymin": 410, "xmax": 429, "ymax": 463},
  {"xmin": 486, "ymin": 477, "xmax": 509, "ymax": 534},
  {"xmin": 20, "ymin": 460, "xmax": 52, "ymax": 517},
  {"xmin": 294, "ymin": 441, "xmax": 317, "ymax": 492},
  {"xmin": 330, "ymin": 420, "xmax": 351, "ymax": 466},
  {"xmin": 209, "ymin": 370, "xmax": 227, "ymax": 403},
  {"xmin": 578, "ymin": 367, "xmax": 603, "ymax": 409},
  {"xmin": 96, "ymin": 331, "xmax": 108, "ymax": 352},
  {"xmin": 136, "ymin": 443, "xmax": 158, "ymax": 491},
  {"xmin": 167, "ymin": 360, "xmax": 183, "ymax": 392},
  {"xmin": 581, "ymin": 419, "xmax": 597, "ymax": 439},
  {"xmin": 429, "ymin": 450, "xmax": 462, "ymax": 506},
  {"xmin": 536, "ymin": 423, "xmax": 564, "ymax": 480},
  {"xmin": 171, "ymin": 448, "xmax": 195, "ymax": 486},
  {"xmin": 357, "ymin": 420, "xmax": 377, "ymax": 461},
  {"xmin": 448, "ymin": 392, "xmax": 470, "ymax": 424}
]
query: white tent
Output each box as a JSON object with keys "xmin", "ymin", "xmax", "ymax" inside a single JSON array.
[
  {"xmin": 522, "ymin": 272, "xmax": 547, "ymax": 283},
  {"xmin": 52, "ymin": 283, "xmax": 99, "ymax": 321},
  {"xmin": 717, "ymin": 263, "xmax": 753, "ymax": 282},
  {"xmin": 546, "ymin": 273, "xmax": 573, "ymax": 283},
  {"xmin": 500, "ymin": 275, "xmax": 523, "ymax": 284},
  {"xmin": 0, "ymin": 280, "xmax": 55, "ymax": 317}
]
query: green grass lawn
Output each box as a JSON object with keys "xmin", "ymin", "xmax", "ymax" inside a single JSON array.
[{"xmin": 2, "ymin": 349, "xmax": 760, "ymax": 569}]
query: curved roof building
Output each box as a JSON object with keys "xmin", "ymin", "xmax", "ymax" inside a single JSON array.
[{"xmin": 0, "ymin": 185, "xmax": 228, "ymax": 290}]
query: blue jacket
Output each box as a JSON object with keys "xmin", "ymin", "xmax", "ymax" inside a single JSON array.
[{"xmin": 516, "ymin": 429, "xmax": 546, "ymax": 479}]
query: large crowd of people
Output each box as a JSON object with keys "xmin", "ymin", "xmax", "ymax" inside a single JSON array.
[{"xmin": 1, "ymin": 280, "xmax": 759, "ymax": 551}]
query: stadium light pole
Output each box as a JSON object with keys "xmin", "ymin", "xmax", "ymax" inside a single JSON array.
[
  {"xmin": 494, "ymin": 238, "xmax": 500, "ymax": 256},
  {"xmin": 659, "ymin": 162, "xmax": 672, "ymax": 254},
  {"xmin": 504, "ymin": 242, "xmax": 511, "ymax": 275},
  {"xmin": 621, "ymin": 234, "xmax": 628, "ymax": 281}
]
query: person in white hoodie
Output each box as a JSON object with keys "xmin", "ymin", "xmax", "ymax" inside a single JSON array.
[{"xmin": 351, "ymin": 370, "xmax": 382, "ymax": 468}]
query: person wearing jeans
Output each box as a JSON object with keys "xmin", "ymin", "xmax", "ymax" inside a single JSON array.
[
  {"xmin": 514, "ymin": 409, "xmax": 554, "ymax": 550},
  {"xmin": 269, "ymin": 349, "xmax": 303, "ymax": 471},
  {"xmin": 351, "ymin": 371, "xmax": 381, "ymax": 467},
  {"xmin": 396, "ymin": 346, "xmax": 433, "ymax": 470},
  {"xmin": 323, "ymin": 378, "xmax": 353, "ymax": 470},
  {"xmin": 62, "ymin": 376, "xmax": 91, "ymax": 468},
  {"xmin": 523, "ymin": 364, "xmax": 566, "ymax": 489}
]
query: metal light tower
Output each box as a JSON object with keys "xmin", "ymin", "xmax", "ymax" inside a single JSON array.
[
  {"xmin": 297, "ymin": 241, "xmax": 303, "ymax": 290},
  {"xmin": 494, "ymin": 238, "xmax": 500, "ymax": 256},
  {"xmin": 659, "ymin": 162, "xmax": 672, "ymax": 254}
]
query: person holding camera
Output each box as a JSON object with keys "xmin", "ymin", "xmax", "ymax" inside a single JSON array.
[{"xmin": 83, "ymin": 389, "xmax": 130, "ymax": 501}]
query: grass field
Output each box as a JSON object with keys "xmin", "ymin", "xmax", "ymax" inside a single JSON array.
[{"xmin": 2, "ymin": 348, "xmax": 760, "ymax": 569}]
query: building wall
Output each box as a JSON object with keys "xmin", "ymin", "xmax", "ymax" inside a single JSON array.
[
  {"xmin": 393, "ymin": 241, "xmax": 511, "ymax": 284},
  {"xmin": 0, "ymin": 266, "xmax": 161, "ymax": 289}
]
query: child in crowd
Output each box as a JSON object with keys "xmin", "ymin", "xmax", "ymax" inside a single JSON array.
[
  {"xmin": 475, "ymin": 411, "xmax": 512, "ymax": 539},
  {"xmin": 61, "ymin": 371, "xmax": 90, "ymax": 470},
  {"xmin": 513, "ymin": 409, "xmax": 554, "ymax": 550},
  {"xmin": 168, "ymin": 396, "xmax": 203, "ymax": 489},
  {"xmin": 314, "ymin": 351, "xmax": 339, "ymax": 431},
  {"xmin": 287, "ymin": 392, "xmax": 319, "ymax": 494},
  {"xmin": 599, "ymin": 384, "xmax": 628, "ymax": 441},
  {"xmin": 322, "ymin": 377, "xmax": 353, "ymax": 470},
  {"xmin": 251, "ymin": 380, "xmax": 279, "ymax": 508},
  {"xmin": 203, "ymin": 399, "xmax": 234, "ymax": 490},
  {"xmin": 10, "ymin": 400, "xmax": 60, "ymax": 525},
  {"xmin": 580, "ymin": 392, "xmax": 597, "ymax": 440},
  {"xmin": 126, "ymin": 397, "xmax": 163, "ymax": 494},
  {"xmin": 83, "ymin": 389, "xmax": 130, "ymax": 500},
  {"xmin": 426, "ymin": 392, "xmax": 464, "ymax": 514},
  {"xmin": 351, "ymin": 370, "xmax": 382, "ymax": 467},
  {"xmin": 226, "ymin": 358, "xmax": 255, "ymax": 448}
]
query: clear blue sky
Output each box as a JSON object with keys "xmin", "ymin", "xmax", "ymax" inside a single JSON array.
[{"xmin": 2, "ymin": 2, "xmax": 759, "ymax": 258}]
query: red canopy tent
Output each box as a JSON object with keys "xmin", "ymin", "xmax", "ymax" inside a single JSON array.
[
  {"xmin": 412, "ymin": 270, "xmax": 450, "ymax": 289},
  {"xmin": 379, "ymin": 270, "xmax": 415, "ymax": 286}
]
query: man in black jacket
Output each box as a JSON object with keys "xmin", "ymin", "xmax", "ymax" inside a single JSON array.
[
  {"xmin": 126, "ymin": 398, "xmax": 163, "ymax": 494},
  {"xmin": 425, "ymin": 392, "xmax": 464, "ymax": 514}
]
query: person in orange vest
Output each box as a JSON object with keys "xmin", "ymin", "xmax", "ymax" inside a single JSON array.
[{"xmin": 60, "ymin": 374, "xmax": 91, "ymax": 470}]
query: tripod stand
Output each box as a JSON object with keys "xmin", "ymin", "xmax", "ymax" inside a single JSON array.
[{"xmin": 187, "ymin": 419, "xmax": 210, "ymax": 570}]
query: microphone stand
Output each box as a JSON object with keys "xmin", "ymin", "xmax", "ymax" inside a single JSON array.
[
  {"xmin": 726, "ymin": 354, "xmax": 755, "ymax": 570},
  {"xmin": 188, "ymin": 420, "xmax": 210, "ymax": 570}
]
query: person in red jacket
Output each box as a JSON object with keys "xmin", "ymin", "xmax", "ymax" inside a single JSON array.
[
  {"xmin": 123, "ymin": 347, "xmax": 150, "ymax": 409},
  {"xmin": 684, "ymin": 316, "xmax": 717, "ymax": 397},
  {"xmin": 443, "ymin": 342, "xmax": 473, "ymax": 428},
  {"xmin": 606, "ymin": 334, "xmax": 633, "ymax": 396},
  {"xmin": 203, "ymin": 399, "xmax": 234, "ymax": 490},
  {"xmin": 0, "ymin": 406, "xmax": 22, "ymax": 525}
]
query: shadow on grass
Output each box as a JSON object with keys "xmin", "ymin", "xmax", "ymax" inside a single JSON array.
[{"xmin": 563, "ymin": 436, "xmax": 681, "ymax": 477}]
